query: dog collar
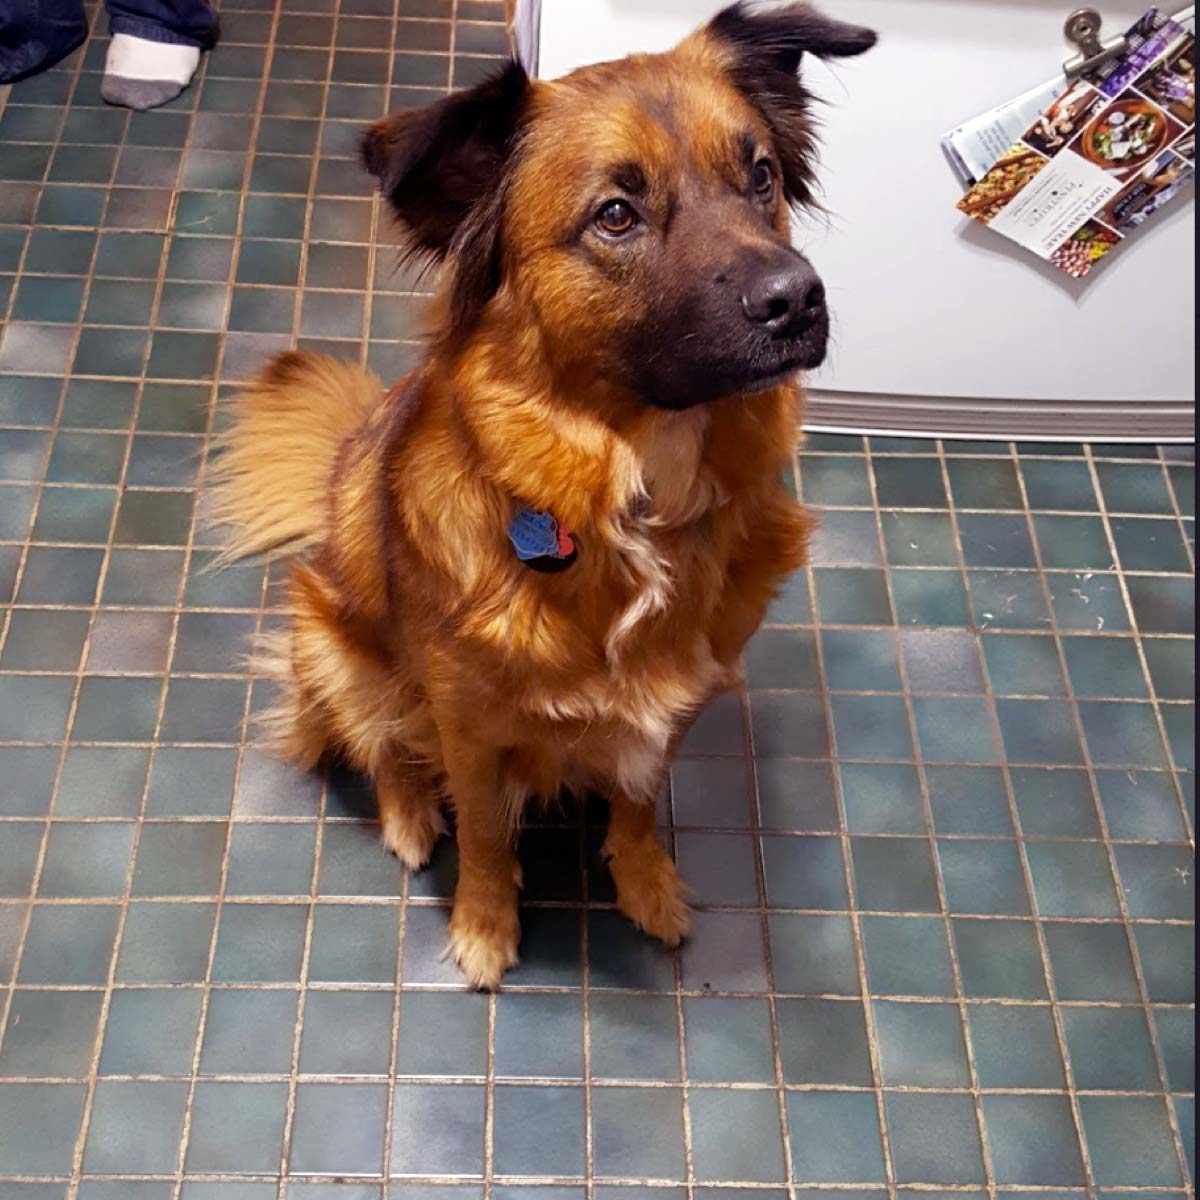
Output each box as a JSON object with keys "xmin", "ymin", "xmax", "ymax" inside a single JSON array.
[{"xmin": 508, "ymin": 509, "xmax": 577, "ymax": 573}]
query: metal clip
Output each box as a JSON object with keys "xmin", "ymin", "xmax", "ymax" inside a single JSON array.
[{"xmin": 1063, "ymin": 7, "xmax": 1128, "ymax": 77}]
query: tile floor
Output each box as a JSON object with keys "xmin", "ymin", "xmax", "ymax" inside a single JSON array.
[{"xmin": 0, "ymin": 1, "xmax": 1195, "ymax": 1196}]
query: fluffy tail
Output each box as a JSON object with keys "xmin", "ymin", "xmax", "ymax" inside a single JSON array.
[{"xmin": 208, "ymin": 351, "xmax": 381, "ymax": 561}]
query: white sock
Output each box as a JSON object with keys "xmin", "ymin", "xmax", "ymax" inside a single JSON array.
[{"xmin": 102, "ymin": 32, "xmax": 201, "ymax": 110}]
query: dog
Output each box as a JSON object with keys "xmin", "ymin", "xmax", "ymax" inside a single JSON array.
[{"xmin": 211, "ymin": 1, "xmax": 876, "ymax": 990}]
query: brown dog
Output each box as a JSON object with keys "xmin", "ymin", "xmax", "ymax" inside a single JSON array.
[{"xmin": 212, "ymin": 2, "xmax": 875, "ymax": 989}]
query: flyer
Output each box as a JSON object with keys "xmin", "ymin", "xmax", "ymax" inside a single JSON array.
[{"xmin": 951, "ymin": 8, "xmax": 1195, "ymax": 277}]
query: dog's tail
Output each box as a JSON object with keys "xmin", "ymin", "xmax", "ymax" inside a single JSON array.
[{"xmin": 208, "ymin": 351, "xmax": 381, "ymax": 561}]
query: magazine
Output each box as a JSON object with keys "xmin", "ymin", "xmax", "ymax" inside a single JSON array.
[{"xmin": 949, "ymin": 8, "xmax": 1195, "ymax": 278}]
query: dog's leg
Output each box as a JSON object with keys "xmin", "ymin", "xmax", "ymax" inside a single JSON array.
[
  {"xmin": 442, "ymin": 734, "xmax": 521, "ymax": 990},
  {"xmin": 376, "ymin": 760, "xmax": 444, "ymax": 870},
  {"xmin": 605, "ymin": 788, "xmax": 690, "ymax": 946}
]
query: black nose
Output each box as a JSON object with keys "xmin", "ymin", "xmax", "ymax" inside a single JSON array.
[{"xmin": 740, "ymin": 262, "xmax": 826, "ymax": 333}]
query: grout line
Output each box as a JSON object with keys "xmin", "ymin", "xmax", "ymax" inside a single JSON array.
[
  {"xmin": 1079, "ymin": 449, "xmax": 1194, "ymax": 847},
  {"xmin": 1074, "ymin": 446, "xmax": 1194, "ymax": 1189},
  {"xmin": 46, "ymin": 57, "xmax": 191, "ymax": 1200},
  {"xmin": 159, "ymin": 5, "xmax": 287, "ymax": 1197},
  {"xmin": 0, "ymin": 30, "xmax": 131, "ymax": 1082},
  {"xmin": 864, "ymin": 439, "xmax": 1000, "ymax": 1197},
  {"xmin": 801, "ymin": 443, "xmax": 900, "ymax": 1200}
]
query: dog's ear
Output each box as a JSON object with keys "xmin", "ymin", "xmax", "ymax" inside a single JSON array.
[
  {"xmin": 361, "ymin": 61, "xmax": 529, "ymax": 263},
  {"xmin": 704, "ymin": 2, "xmax": 876, "ymax": 206}
]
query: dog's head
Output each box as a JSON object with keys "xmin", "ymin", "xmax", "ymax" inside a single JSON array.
[{"xmin": 362, "ymin": 2, "xmax": 876, "ymax": 410}]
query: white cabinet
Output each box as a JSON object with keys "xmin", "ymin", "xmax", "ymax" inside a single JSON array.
[{"xmin": 532, "ymin": 0, "xmax": 1195, "ymax": 439}]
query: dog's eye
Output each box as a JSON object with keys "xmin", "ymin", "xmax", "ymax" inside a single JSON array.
[
  {"xmin": 752, "ymin": 160, "xmax": 775, "ymax": 201},
  {"xmin": 596, "ymin": 199, "xmax": 638, "ymax": 236}
]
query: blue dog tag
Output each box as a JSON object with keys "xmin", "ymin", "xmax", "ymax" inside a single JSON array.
[{"xmin": 508, "ymin": 509, "xmax": 561, "ymax": 561}]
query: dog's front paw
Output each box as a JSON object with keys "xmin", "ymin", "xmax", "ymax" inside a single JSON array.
[
  {"xmin": 608, "ymin": 840, "xmax": 691, "ymax": 946},
  {"xmin": 447, "ymin": 896, "xmax": 520, "ymax": 990},
  {"xmin": 379, "ymin": 799, "xmax": 445, "ymax": 870}
]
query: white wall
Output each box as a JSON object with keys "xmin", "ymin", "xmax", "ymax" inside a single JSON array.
[{"xmin": 537, "ymin": 0, "xmax": 1196, "ymax": 407}]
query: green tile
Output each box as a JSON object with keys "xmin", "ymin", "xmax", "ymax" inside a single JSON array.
[
  {"xmin": 1078, "ymin": 700, "xmax": 1168, "ymax": 767},
  {"xmin": 84, "ymin": 278, "xmax": 156, "ymax": 326},
  {"xmin": 33, "ymin": 486, "xmax": 117, "ymax": 543},
  {"xmin": 996, "ymin": 699, "xmax": 1084, "ymax": 765},
  {"xmin": 690, "ymin": 1089, "xmax": 784, "ymax": 1183},
  {"xmin": 749, "ymin": 692, "xmax": 828, "ymax": 758},
  {"xmin": 12, "ymin": 275, "xmax": 86, "ymax": 322},
  {"xmin": 800, "ymin": 454, "xmax": 873, "ymax": 505},
  {"xmin": 593, "ymin": 1087, "xmax": 685, "ymax": 1181},
  {"xmin": 1095, "ymin": 462, "xmax": 1173, "ymax": 514},
  {"xmin": 1020, "ymin": 458, "xmax": 1098, "ymax": 511},
  {"xmin": 1126, "ymin": 576, "xmax": 1194, "ymax": 633},
  {"xmin": 38, "ymin": 822, "xmax": 136, "ymax": 898},
  {"xmin": 821, "ymin": 628, "xmax": 901, "ymax": 691},
  {"xmin": 99, "ymin": 988, "xmax": 204, "ymax": 1075},
  {"xmin": 242, "ymin": 194, "xmax": 308, "ymax": 239},
  {"xmin": 840, "ymin": 762, "xmax": 923, "ymax": 833},
  {"xmin": 1034, "ymin": 515, "xmax": 1114, "ymax": 570},
  {"xmin": 682, "ymin": 996, "xmax": 771, "ymax": 1082},
  {"xmin": 1062, "ymin": 636, "xmax": 1148, "ymax": 697},
  {"xmin": 1097, "ymin": 769, "xmax": 1188, "ymax": 840},
  {"xmin": 1047, "ymin": 571, "xmax": 1129, "ymax": 632},
  {"xmin": 236, "ymin": 238, "xmax": 302, "ymax": 285},
  {"xmin": 830, "ymin": 694, "xmax": 912, "ymax": 761},
  {"xmin": 881, "ymin": 511, "xmax": 959, "ymax": 567},
  {"xmin": 1044, "ymin": 921, "xmax": 1139, "ymax": 1002},
  {"xmin": 886, "ymin": 1093, "xmax": 985, "ymax": 1185},
  {"xmin": 494, "ymin": 988, "xmax": 583, "ymax": 1084},
  {"xmin": 0, "ymin": 990, "xmax": 104, "ymax": 1076},
  {"xmin": 914, "ymin": 697, "xmax": 999, "ymax": 763},
  {"xmin": 113, "ymin": 489, "xmax": 195, "ymax": 544},
  {"xmin": 875, "ymin": 1000, "xmax": 970, "ymax": 1087},
  {"xmin": 983, "ymin": 633, "xmax": 1066, "ymax": 696},
  {"xmin": 954, "ymin": 918, "xmax": 1047, "ymax": 999},
  {"xmin": 0, "ymin": 1084, "xmax": 87, "ymax": 1174},
  {"xmin": 1062, "ymin": 1006, "xmax": 1160, "ymax": 1090},
  {"xmin": 228, "ymin": 284, "xmax": 296, "ymax": 332},
  {"xmin": 745, "ymin": 627, "xmax": 820, "ymax": 689},
  {"xmin": 72, "ymin": 326, "xmax": 149, "ymax": 376},
  {"xmin": 172, "ymin": 190, "xmax": 238, "ymax": 241},
  {"xmin": 969, "ymin": 1005, "xmax": 1065, "ymax": 1089},
  {"xmin": 958, "ymin": 514, "xmax": 1035, "ymax": 569},
  {"xmin": 939, "ymin": 839, "xmax": 1028, "ymax": 915},
  {"xmin": 787, "ymin": 1091, "xmax": 885, "ymax": 1183},
  {"xmin": 212, "ymin": 903, "xmax": 308, "ymax": 982},
  {"xmin": 1010, "ymin": 766, "xmax": 1100, "ymax": 838},
  {"xmin": 861, "ymin": 915, "xmax": 954, "ymax": 997},
  {"xmin": 926, "ymin": 765, "xmax": 1012, "ymax": 835},
  {"xmin": 1111, "ymin": 516, "xmax": 1191, "ymax": 573},
  {"xmin": 762, "ymin": 834, "xmax": 847, "ymax": 909},
  {"xmin": 199, "ymin": 991, "xmax": 298, "ymax": 1074},
  {"xmin": 892, "ymin": 569, "xmax": 969, "ymax": 627},
  {"xmin": 982, "ymin": 1095, "xmax": 1084, "ymax": 1185},
  {"xmin": 947, "ymin": 457, "xmax": 1022, "ymax": 509},
  {"xmin": 1113, "ymin": 843, "xmax": 1194, "ymax": 918},
  {"xmin": 1079, "ymin": 1096, "xmax": 1184, "ymax": 1186},
  {"xmin": 810, "ymin": 508, "xmax": 882, "ymax": 566},
  {"xmin": 0, "ymin": 609, "xmax": 90, "ymax": 671},
  {"xmin": 1142, "ymin": 636, "xmax": 1195, "ymax": 699},
  {"xmin": 146, "ymin": 330, "xmax": 221, "ymax": 380}
]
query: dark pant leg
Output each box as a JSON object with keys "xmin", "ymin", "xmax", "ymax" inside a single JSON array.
[
  {"xmin": 0, "ymin": 0, "xmax": 88, "ymax": 83},
  {"xmin": 105, "ymin": 0, "xmax": 217, "ymax": 48}
]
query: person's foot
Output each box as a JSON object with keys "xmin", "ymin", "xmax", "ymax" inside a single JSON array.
[{"xmin": 101, "ymin": 32, "xmax": 200, "ymax": 110}]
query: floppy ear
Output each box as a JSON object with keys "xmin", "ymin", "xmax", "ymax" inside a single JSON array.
[
  {"xmin": 704, "ymin": 2, "xmax": 877, "ymax": 207},
  {"xmin": 361, "ymin": 61, "xmax": 528, "ymax": 333}
]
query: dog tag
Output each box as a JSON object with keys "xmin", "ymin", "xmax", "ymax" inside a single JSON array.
[{"xmin": 508, "ymin": 508, "xmax": 577, "ymax": 572}]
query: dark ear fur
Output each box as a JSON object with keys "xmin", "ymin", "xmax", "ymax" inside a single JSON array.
[
  {"xmin": 361, "ymin": 61, "xmax": 528, "ymax": 332},
  {"xmin": 707, "ymin": 2, "xmax": 876, "ymax": 207}
]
